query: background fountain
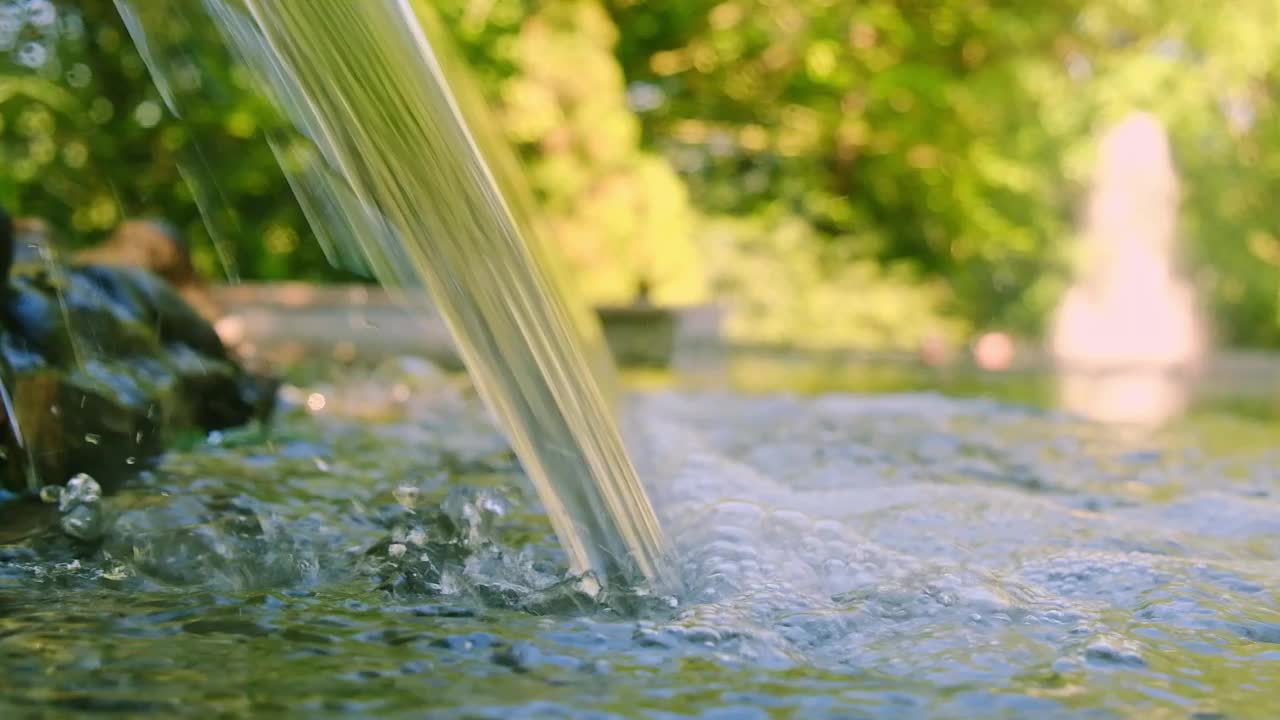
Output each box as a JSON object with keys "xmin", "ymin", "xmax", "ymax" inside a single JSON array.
[{"xmin": 1049, "ymin": 112, "xmax": 1207, "ymax": 428}]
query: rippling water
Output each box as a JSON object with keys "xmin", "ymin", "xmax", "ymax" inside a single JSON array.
[{"xmin": 2, "ymin": 356, "xmax": 1278, "ymax": 718}]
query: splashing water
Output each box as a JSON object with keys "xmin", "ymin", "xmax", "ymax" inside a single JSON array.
[
  {"xmin": 116, "ymin": 0, "xmax": 673, "ymax": 592},
  {"xmin": 6, "ymin": 359, "xmax": 1280, "ymax": 717},
  {"xmin": 6, "ymin": 3, "xmax": 1280, "ymax": 716}
]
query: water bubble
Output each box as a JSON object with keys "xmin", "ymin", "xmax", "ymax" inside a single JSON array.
[
  {"xmin": 134, "ymin": 100, "xmax": 163, "ymax": 128},
  {"xmin": 58, "ymin": 473, "xmax": 104, "ymax": 541},
  {"xmin": 16, "ymin": 41, "xmax": 47, "ymax": 68},
  {"xmin": 61, "ymin": 141, "xmax": 87, "ymax": 168},
  {"xmin": 626, "ymin": 81, "xmax": 665, "ymax": 112},
  {"xmin": 88, "ymin": 97, "xmax": 113, "ymax": 124},
  {"xmin": 393, "ymin": 485, "xmax": 420, "ymax": 510},
  {"xmin": 61, "ymin": 473, "xmax": 101, "ymax": 510},
  {"xmin": 25, "ymin": 1, "xmax": 55, "ymax": 27},
  {"xmin": 58, "ymin": 10, "xmax": 83, "ymax": 39},
  {"xmin": 65, "ymin": 62, "xmax": 91, "ymax": 87}
]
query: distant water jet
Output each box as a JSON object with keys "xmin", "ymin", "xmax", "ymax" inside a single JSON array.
[{"xmin": 1049, "ymin": 112, "xmax": 1207, "ymax": 428}]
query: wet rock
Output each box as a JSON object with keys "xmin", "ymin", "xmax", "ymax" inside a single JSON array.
[
  {"xmin": 76, "ymin": 219, "xmax": 222, "ymax": 326},
  {"xmin": 0, "ymin": 209, "xmax": 279, "ymax": 503}
]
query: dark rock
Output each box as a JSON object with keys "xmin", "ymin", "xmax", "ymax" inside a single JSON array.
[
  {"xmin": 76, "ymin": 218, "xmax": 222, "ymax": 324},
  {"xmin": 0, "ymin": 209, "xmax": 279, "ymax": 503}
]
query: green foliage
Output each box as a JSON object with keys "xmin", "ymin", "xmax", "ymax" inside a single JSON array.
[
  {"xmin": 0, "ymin": 2, "xmax": 335, "ymax": 281},
  {"xmin": 606, "ymin": 0, "xmax": 1280, "ymax": 345},
  {"xmin": 436, "ymin": 0, "xmax": 705, "ymax": 306},
  {"xmin": 5, "ymin": 0, "xmax": 1280, "ymax": 347},
  {"xmin": 701, "ymin": 209, "xmax": 966, "ymax": 350}
]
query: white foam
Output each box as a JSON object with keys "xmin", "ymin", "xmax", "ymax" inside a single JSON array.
[{"xmin": 623, "ymin": 389, "xmax": 1278, "ymax": 673}]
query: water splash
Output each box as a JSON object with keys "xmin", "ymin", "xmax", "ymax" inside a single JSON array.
[{"xmin": 117, "ymin": 0, "xmax": 675, "ymax": 591}]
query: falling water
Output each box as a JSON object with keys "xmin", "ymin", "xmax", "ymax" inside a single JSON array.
[{"xmin": 115, "ymin": 0, "xmax": 673, "ymax": 591}]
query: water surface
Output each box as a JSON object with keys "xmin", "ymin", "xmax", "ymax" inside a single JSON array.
[{"xmin": 3, "ymin": 356, "xmax": 1278, "ymax": 718}]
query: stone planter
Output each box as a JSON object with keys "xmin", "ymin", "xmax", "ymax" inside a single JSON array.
[
  {"xmin": 594, "ymin": 304, "xmax": 677, "ymax": 368},
  {"xmin": 210, "ymin": 283, "xmax": 719, "ymax": 369}
]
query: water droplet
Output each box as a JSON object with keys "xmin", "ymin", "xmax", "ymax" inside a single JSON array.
[
  {"xmin": 125, "ymin": 457, "xmax": 137, "ymax": 465},
  {"xmin": 84, "ymin": 433, "xmax": 101, "ymax": 445},
  {"xmin": 393, "ymin": 485, "xmax": 420, "ymax": 510},
  {"xmin": 57, "ymin": 474, "xmax": 104, "ymax": 541},
  {"xmin": 65, "ymin": 62, "xmax": 91, "ymax": 88},
  {"xmin": 133, "ymin": 100, "xmax": 162, "ymax": 128},
  {"xmin": 26, "ymin": 1, "xmax": 57, "ymax": 27},
  {"xmin": 0, "ymin": 18, "xmax": 20, "ymax": 45},
  {"xmin": 62, "ymin": 473, "xmax": 101, "ymax": 507},
  {"xmin": 16, "ymin": 41, "xmax": 47, "ymax": 69},
  {"xmin": 88, "ymin": 97, "xmax": 113, "ymax": 124}
]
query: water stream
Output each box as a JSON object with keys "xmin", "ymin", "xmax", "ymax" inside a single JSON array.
[{"xmin": 116, "ymin": 0, "xmax": 672, "ymax": 592}]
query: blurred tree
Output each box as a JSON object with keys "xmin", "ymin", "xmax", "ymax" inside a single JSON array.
[
  {"xmin": 604, "ymin": 0, "xmax": 1280, "ymax": 345},
  {"xmin": 3, "ymin": 0, "xmax": 1280, "ymax": 348},
  {"xmin": 435, "ymin": 0, "xmax": 706, "ymax": 306},
  {"xmin": 0, "ymin": 1, "xmax": 347, "ymax": 281}
]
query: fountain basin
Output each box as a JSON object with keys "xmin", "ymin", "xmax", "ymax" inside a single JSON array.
[{"xmin": 211, "ymin": 283, "xmax": 720, "ymax": 369}]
